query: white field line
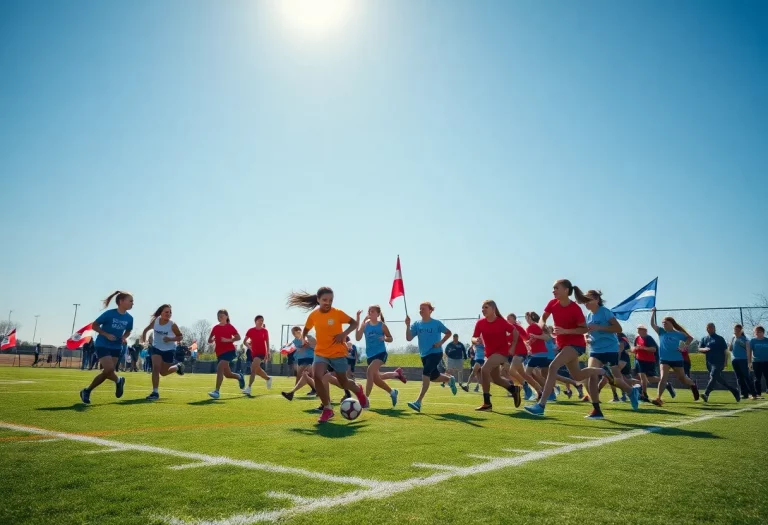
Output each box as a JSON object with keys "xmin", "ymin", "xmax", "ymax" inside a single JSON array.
[
  {"xmin": 466, "ymin": 454, "xmax": 502, "ymax": 460},
  {"xmin": 83, "ymin": 448, "xmax": 124, "ymax": 454},
  {"xmin": 265, "ymin": 493, "xmax": 315, "ymax": 506},
  {"xmin": 157, "ymin": 401, "xmax": 768, "ymax": 525},
  {"xmin": 0, "ymin": 421, "xmax": 377, "ymax": 488},
  {"xmin": 500, "ymin": 448, "xmax": 533, "ymax": 454},
  {"xmin": 538, "ymin": 441, "xmax": 572, "ymax": 446},
  {"xmin": 169, "ymin": 462, "xmax": 214, "ymax": 470},
  {"xmin": 2, "ymin": 438, "xmax": 61, "ymax": 444},
  {"xmin": 411, "ymin": 463, "xmax": 461, "ymax": 472},
  {"xmin": 568, "ymin": 436, "xmax": 601, "ymax": 440}
]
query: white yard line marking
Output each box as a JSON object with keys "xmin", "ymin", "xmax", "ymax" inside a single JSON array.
[
  {"xmin": 0, "ymin": 421, "xmax": 377, "ymax": 488},
  {"xmin": 411, "ymin": 463, "xmax": 461, "ymax": 472},
  {"xmin": 265, "ymin": 492, "xmax": 315, "ymax": 506},
  {"xmin": 596, "ymin": 429, "xmax": 621, "ymax": 434},
  {"xmin": 2, "ymin": 438, "xmax": 61, "ymax": 444},
  {"xmin": 168, "ymin": 462, "xmax": 213, "ymax": 470},
  {"xmin": 568, "ymin": 436, "xmax": 601, "ymax": 440},
  {"xmin": 83, "ymin": 449, "xmax": 124, "ymax": 454},
  {"xmin": 466, "ymin": 454, "xmax": 501, "ymax": 460},
  {"xmin": 538, "ymin": 441, "xmax": 572, "ymax": 446},
  {"xmin": 500, "ymin": 448, "xmax": 533, "ymax": 454},
  {"xmin": 160, "ymin": 402, "xmax": 768, "ymax": 525}
]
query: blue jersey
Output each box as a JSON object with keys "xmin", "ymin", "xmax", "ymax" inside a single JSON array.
[
  {"xmin": 293, "ymin": 337, "xmax": 314, "ymax": 360},
  {"xmin": 347, "ymin": 344, "xmax": 358, "ymax": 360},
  {"xmin": 587, "ymin": 306, "xmax": 619, "ymax": 354},
  {"xmin": 410, "ymin": 319, "xmax": 449, "ymax": 357},
  {"xmin": 545, "ymin": 338, "xmax": 557, "ymax": 360},
  {"xmin": 731, "ymin": 334, "xmax": 748, "ymax": 360},
  {"xmin": 657, "ymin": 327, "xmax": 688, "ymax": 362},
  {"xmin": 474, "ymin": 344, "xmax": 485, "ymax": 361},
  {"xmin": 750, "ymin": 337, "xmax": 768, "ymax": 362},
  {"xmin": 364, "ymin": 322, "xmax": 387, "ymax": 357},
  {"xmin": 94, "ymin": 309, "xmax": 133, "ymax": 350}
]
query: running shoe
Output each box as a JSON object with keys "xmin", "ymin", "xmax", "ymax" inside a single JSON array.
[
  {"xmin": 524, "ymin": 403, "xmax": 545, "ymax": 416},
  {"xmin": 115, "ymin": 376, "xmax": 125, "ymax": 398},
  {"xmin": 407, "ymin": 400, "xmax": 421, "ymax": 412}
]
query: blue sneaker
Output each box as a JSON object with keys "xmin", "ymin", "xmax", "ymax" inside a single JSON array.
[
  {"xmin": 666, "ymin": 383, "xmax": 677, "ymax": 398},
  {"xmin": 407, "ymin": 400, "xmax": 421, "ymax": 412},
  {"xmin": 524, "ymin": 403, "xmax": 545, "ymax": 416},
  {"xmin": 555, "ymin": 386, "xmax": 561, "ymax": 396},
  {"xmin": 146, "ymin": 391, "xmax": 159, "ymax": 401},
  {"xmin": 449, "ymin": 376, "xmax": 458, "ymax": 396},
  {"xmin": 208, "ymin": 390, "xmax": 220, "ymax": 399},
  {"xmin": 547, "ymin": 392, "xmax": 557, "ymax": 402},
  {"xmin": 79, "ymin": 388, "xmax": 91, "ymax": 405},
  {"xmin": 390, "ymin": 389, "xmax": 399, "ymax": 407},
  {"xmin": 523, "ymin": 382, "xmax": 533, "ymax": 400},
  {"xmin": 238, "ymin": 373, "xmax": 246, "ymax": 390},
  {"xmin": 630, "ymin": 386, "xmax": 639, "ymax": 411},
  {"xmin": 525, "ymin": 393, "xmax": 538, "ymax": 402},
  {"xmin": 115, "ymin": 376, "xmax": 125, "ymax": 399}
]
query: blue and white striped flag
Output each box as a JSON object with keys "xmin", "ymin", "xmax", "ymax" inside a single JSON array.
[{"xmin": 611, "ymin": 278, "xmax": 658, "ymax": 321}]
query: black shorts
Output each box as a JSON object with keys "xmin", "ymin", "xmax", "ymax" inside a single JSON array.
[
  {"xmin": 96, "ymin": 347, "xmax": 121, "ymax": 359},
  {"xmin": 474, "ymin": 358, "xmax": 485, "ymax": 366},
  {"xmin": 422, "ymin": 353, "xmax": 443, "ymax": 381},
  {"xmin": 287, "ymin": 353, "xmax": 296, "ymax": 365},
  {"xmin": 151, "ymin": 347, "xmax": 175, "ymax": 364},
  {"xmin": 366, "ymin": 352, "xmax": 388, "ymax": 366},
  {"xmin": 347, "ymin": 358, "xmax": 356, "ymax": 372},
  {"xmin": 297, "ymin": 357, "xmax": 313, "ymax": 366},
  {"xmin": 217, "ymin": 351, "xmax": 236, "ymax": 362},
  {"xmin": 247, "ymin": 351, "xmax": 266, "ymax": 364},
  {"xmin": 621, "ymin": 362, "xmax": 631, "ymax": 376},
  {"xmin": 661, "ymin": 360, "xmax": 685, "ymax": 370},
  {"xmin": 590, "ymin": 352, "xmax": 620, "ymax": 367},
  {"xmin": 683, "ymin": 361, "xmax": 691, "ymax": 377},
  {"xmin": 527, "ymin": 356, "xmax": 552, "ymax": 369},
  {"xmin": 638, "ymin": 360, "xmax": 657, "ymax": 376}
]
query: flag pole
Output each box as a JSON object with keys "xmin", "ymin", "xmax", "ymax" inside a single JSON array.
[{"xmin": 399, "ymin": 254, "xmax": 408, "ymax": 318}]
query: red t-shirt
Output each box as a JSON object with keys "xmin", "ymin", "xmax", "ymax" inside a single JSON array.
[
  {"xmin": 245, "ymin": 327, "xmax": 269, "ymax": 357},
  {"xmin": 210, "ymin": 323, "xmax": 239, "ymax": 356},
  {"xmin": 544, "ymin": 299, "xmax": 586, "ymax": 349},
  {"xmin": 527, "ymin": 323, "xmax": 547, "ymax": 354},
  {"xmin": 507, "ymin": 324, "xmax": 528, "ymax": 356},
  {"xmin": 634, "ymin": 336, "xmax": 655, "ymax": 363},
  {"xmin": 473, "ymin": 317, "xmax": 517, "ymax": 357}
]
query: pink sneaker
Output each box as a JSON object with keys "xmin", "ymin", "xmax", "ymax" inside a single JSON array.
[
  {"xmin": 396, "ymin": 367, "xmax": 407, "ymax": 384},
  {"xmin": 317, "ymin": 409, "xmax": 334, "ymax": 423},
  {"xmin": 355, "ymin": 389, "xmax": 370, "ymax": 409}
]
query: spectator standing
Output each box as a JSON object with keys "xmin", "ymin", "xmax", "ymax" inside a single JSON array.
[{"xmin": 445, "ymin": 334, "xmax": 467, "ymax": 384}]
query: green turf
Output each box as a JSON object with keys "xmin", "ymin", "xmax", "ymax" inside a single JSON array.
[{"xmin": 1, "ymin": 367, "xmax": 766, "ymax": 525}]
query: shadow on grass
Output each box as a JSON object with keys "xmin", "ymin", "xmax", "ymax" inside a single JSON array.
[
  {"xmin": 187, "ymin": 399, "xmax": 223, "ymax": 406},
  {"xmin": 502, "ymin": 410, "xmax": 546, "ymax": 420},
  {"xmin": 112, "ymin": 398, "xmax": 155, "ymax": 406},
  {"xmin": 368, "ymin": 407, "xmax": 409, "ymax": 419},
  {"xmin": 289, "ymin": 421, "xmax": 369, "ymax": 438},
  {"xmin": 652, "ymin": 427, "xmax": 722, "ymax": 439},
  {"xmin": 36, "ymin": 403, "xmax": 90, "ymax": 412},
  {"xmin": 426, "ymin": 412, "xmax": 485, "ymax": 428}
]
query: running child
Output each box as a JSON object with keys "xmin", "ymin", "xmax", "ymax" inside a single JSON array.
[
  {"xmin": 287, "ymin": 287, "xmax": 368, "ymax": 423},
  {"xmin": 354, "ymin": 306, "xmax": 406, "ymax": 407},
  {"xmin": 140, "ymin": 304, "xmax": 184, "ymax": 400},
  {"xmin": 281, "ymin": 327, "xmax": 317, "ymax": 400},
  {"xmin": 242, "ymin": 315, "xmax": 272, "ymax": 395},
  {"xmin": 524, "ymin": 279, "xmax": 611, "ymax": 418},
  {"xmin": 207, "ymin": 309, "xmax": 245, "ymax": 399},
  {"xmin": 650, "ymin": 307, "xmax": 699, "ymax": 406},
  {"xmin": 473, "ymin": 300, "xmax": 521, "ymax": 411},
  {"xmin": 405, "ymin": 301, "xmax": 456, "ymax": 412},
  {"xmin": 505, "ymin": 313, "xmax": 542, "ymax": 404},
  {"xmin": 462, "ymin": 337, "xmax": 485, "ymax": 392},
  {"xmin": 79, "ymin": 291, "xmax": 134, "ymax": 404}
]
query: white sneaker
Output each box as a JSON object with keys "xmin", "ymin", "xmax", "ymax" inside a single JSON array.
[
  {"xmin": 266, "ymin": 378, "xmax": 273, "ymax": 390},
  {"xmin": 242, "ymin": 387, "xmax": 252, "ymax": 396},
  {"xmin": 208, "ymin": 391, "xmax": 220, "ymax": 399}
]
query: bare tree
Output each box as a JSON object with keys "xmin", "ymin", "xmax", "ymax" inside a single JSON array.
[
  {"xmin": 743, "ymin": 293, "xmax": 768, "ymax": 330},
  {"xmin": 191, "ymin": 319, "xmax": 212, "ymax": 352},
  {"xmin": 0, "ymin": 320, "xmax": 20, "ymax": 336},
  {"xmin": 178, "ymin": 326, "xmax": 195, "ymax": 347}
]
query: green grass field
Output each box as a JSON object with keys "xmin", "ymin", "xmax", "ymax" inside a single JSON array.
[{"xmin": 2, "ymin": 367, "xmax": 766, "ymax": 525}]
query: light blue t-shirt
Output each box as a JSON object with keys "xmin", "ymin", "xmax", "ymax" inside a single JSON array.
[
  {"xmin": 657, "ymin": 327, "xmax": 688, "ymax": 362},
  {"xmin": 94, "ymin": 309, "xmax": 133, "ymax": 350},
  {"xmin": 545, "ymin": 338, "xmax": 557, "ymax": 360},
  {"xmin": 410, "ymin": 319, "xmax": 449, "ymax": 357},
  {"xmin": 293, "ymin": 337, "xmax": 315, "ymax": 360},
  {"xmin": 750, "ymin": 337, "xmax": 768, "ymax": 362},
  {"xmin": 364, "ymin": 323, "xmax": 387, "ymax": 358},
  {"xmin": 731, "ymin": 334, "xmax": 748, "ymax": 361},
  {"xmin": 586, "ymin": 306, "xmax": 619, "ymax": 354},
  {"xmin": 474, "ymin": 344, "xmax": 485, "ymax": 361}
]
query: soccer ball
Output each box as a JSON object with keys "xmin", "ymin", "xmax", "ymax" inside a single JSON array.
[{"xmin": 340, "ymin": 398, "xmax": 362, "ymax": 420}]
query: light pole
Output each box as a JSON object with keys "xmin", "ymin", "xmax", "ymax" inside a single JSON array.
[
  {"xmin": 71, "ymin": 304, "xmax": 80, "ymax": 336},
  {"xmin": 7, "ymin": 310, "xmax": 11, "ymax": 325},
  {"xmin": 32, "ymin": 315, "xmax": 40, "ymax": 343}
]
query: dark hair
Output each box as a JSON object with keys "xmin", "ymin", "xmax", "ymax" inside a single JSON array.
[
  {"xmin": 291, "ymin": 326, "xmax": 302, "ymax": 333},
  {"xmin": 255, "ymin": 315, "xmax": 264, "ymax": 323},
  {"xmin": 734, "ymin": 323, "xmax": 743, "ymax": 330},
  {"xmin": 574, "ymin": 287, "xmax": 603, "ymax": 306},
  {"xmin": 103, "ymin": 290, "xmax": 132, "ymax": 309},
  {"xmin": 663, "ymin": 316, "xmax": 688, "ymax": 334},
  {"xmin": 217, "ymin": 309, "xmax": 230, "ymax": 324},
  {"xmin": 482, "ymin": 299, "xmax": 503, "ymax": 319},
  {"xmin": 369, "ymin": 305, "xmax": 386, "ymax": 323},
  {"xmin": 508, "ymin": 313, "xmax": 517, "ymax": 321},
  {"xmin": 756, "ymin": 325, "xmax": 765, "ymax": 333},
  {"xmin": 287, "ymin": 287, "xmax": 333, "ymax": 311},
  {"xmin": 150, "ymin": 304, "xmax": 171, "ymax": 323},
  {"xmin": 554, "ymin": 279, "xmax": 574, "ymax": 296},
  {"xmin": 526, "ymin": 311, "xmax": 540, "ymax": 323}
]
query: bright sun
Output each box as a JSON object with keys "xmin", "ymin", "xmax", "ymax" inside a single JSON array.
[{"xmin": 274, "ymin": 0, "xmax": 357, "ymax": 40}]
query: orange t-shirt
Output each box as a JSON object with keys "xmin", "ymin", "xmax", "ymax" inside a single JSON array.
[{"xmin": 305, "ymin": 307, "xmax": 352, "ymax": 358}]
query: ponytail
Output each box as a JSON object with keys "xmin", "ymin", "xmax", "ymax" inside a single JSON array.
[
  {"xmin": 150, "ymin": 304, "xmax": 171, "ymax": 323},
  {"xmin": 482, "ymin": 299, "xmax": 503, "ymax": 319},
  {"xmin": 573, "ymin": 287, "xmax": 603, "ymax": 306},
  {"xmin": 664, "ymin": 316, "xmax": 690, "ymax": 337},
  {"xmin": 103, "ymin": 290, "xmax": 132, "ymax": 309},
  {"xmin": 287, "ymin": 287, "xmax": 333, "ymax": 311},
  {"xmin": 555, "ymin": 279, "xmax": 574, "ymax": 296}
]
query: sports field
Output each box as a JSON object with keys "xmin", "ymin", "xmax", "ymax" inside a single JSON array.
[{"xmin": 1, "ymin": 367, "xmax": 766, "ymax": 525}]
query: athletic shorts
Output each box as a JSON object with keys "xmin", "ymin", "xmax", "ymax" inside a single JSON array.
[
  {"xmin": 661, "ymin": 360, "xmax": 685, "ymax": 369},
  {"xmin": 470, "ymin": 359, "xmax": 476, "ymax": 368},
  {"xmin": 347, "ymin": 358, "xmax": 356, "ymax": 372},
  {"xmin": 96, "ymin": 347, "xmax": 121, "ymax": 359},
  {"xmin": 446, "ymin": 357, "xmax": 464, "ymax": 370},
  {"xmin": 621, "ymin": 362, "xmax": 631, "ymax": 376},
  {"xmin": 572, "ymin": 346, "xmax": 587, "ymax": 356},
  {"xmin": 637, "ymin": 360, "xmax": 657, "ymax": 376},
  {"xmin": 287, "ymin": 353, "xmax": 296, "ymax": 365},
  {"xmin": 367, "ymin": 352, "xmax": 388, "ymax": 366},
  {"xmin": 315, "ymin": 355, "xmax": 348, "ymax": 373},
  {"xmin": 421, "ymin": 353, "xmax": 443, "ymax": 381},
  {"xmin": 558, "ymin": 365, "xmax": 572, "ymax": 378},
  {"xmin": 527, "ymin": 356, "xmax": 552, "ymax": 368},
  {"xmin": 217, "ymin": 350, "xmax": 236, "ymax": 362},
  {"xmin": 297, "ymin": 357, "xmax": 313, "ymax": 366},
  {"xmin": 246, "ymin": 350, "xmax": 266, "ymax": 364},
  {"xmin": 620, "ymin": 352, "xmax": 631, "ymax": 365},
  {"xmin": 151, "ymin": 347, "xmax": 175, "ymax": 364},
  {"xmin": 590, "ymin": 352, "xmax": 620, "ymax": 366}
]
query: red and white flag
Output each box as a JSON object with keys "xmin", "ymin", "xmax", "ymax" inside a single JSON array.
[
  {"xmin": 67, "ymin": 323, "xmax": 93, "ymax": 350},
  {"xmin": 280, "ymin": 342, "xmax": 296, "ymax": 355},
  {"xmin": 389, "ymin": 255, "xmax": 405, "ymax": 307},
  {"xmin": 1, "ymin": 329, "xmax": 16, "ymax": 350}
]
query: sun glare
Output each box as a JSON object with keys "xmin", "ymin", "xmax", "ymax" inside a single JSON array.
[{"xmin": 274, "ymin": 0, "xmax": 357, "ymax": 40}]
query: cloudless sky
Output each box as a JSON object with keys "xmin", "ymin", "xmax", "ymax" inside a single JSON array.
[{"xmin": 1, "ymin": 0, "xmax": 766, "ymax": 349}]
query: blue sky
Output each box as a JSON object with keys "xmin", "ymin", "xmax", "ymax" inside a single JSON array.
[{"xmin": 1, "ymin": 0, "xmax": 766, "ymax": 348}]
